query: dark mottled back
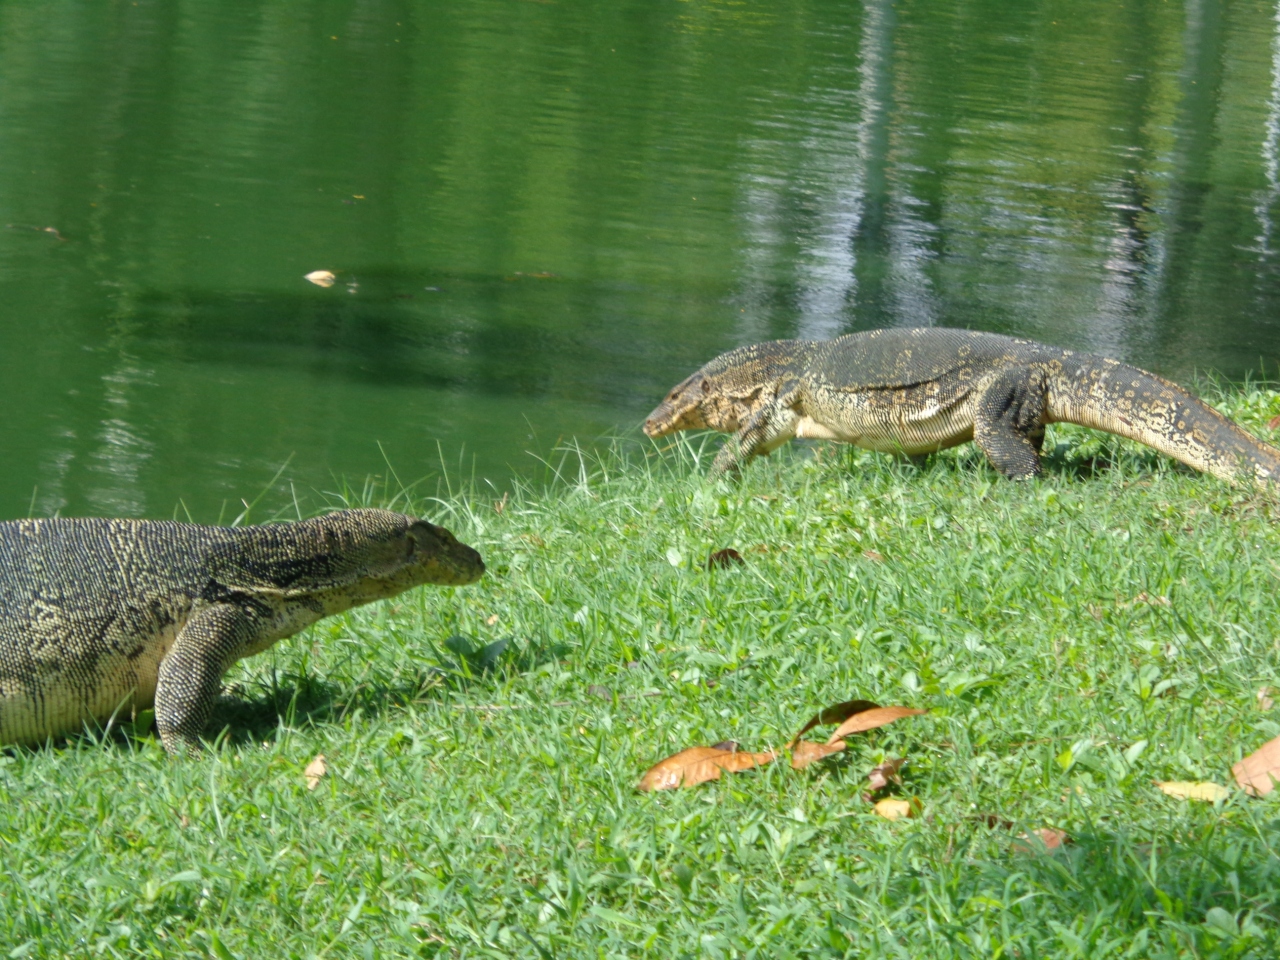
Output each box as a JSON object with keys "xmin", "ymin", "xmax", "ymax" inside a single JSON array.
[{"xmin": 809, "ymin": 328, "xmax": 1058, "ymax": 390}]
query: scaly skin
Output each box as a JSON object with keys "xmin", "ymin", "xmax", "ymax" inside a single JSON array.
[
  {"xmin": 644, "ymin": 328, "xmax": 1280, "ymax": 484},
  {"xmin": 0, "ymin": 508, "xmax": 484, "ymax": 753}
]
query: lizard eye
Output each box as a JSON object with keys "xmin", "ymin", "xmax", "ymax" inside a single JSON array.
[{"xmin": 700, "ymin": 378, "xmax": 710, "ymax": 393}]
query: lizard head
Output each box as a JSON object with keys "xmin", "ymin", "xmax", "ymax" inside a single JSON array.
[
  {"xmin": 644, "ymin": 341, "xmax": 802, "ymax": 438},
  {"xmin": 228, "ymin": 509, "xmax": 485, "ymax": 607}
]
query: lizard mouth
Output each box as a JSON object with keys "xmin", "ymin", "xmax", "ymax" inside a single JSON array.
[{"xmin": 642, "ymin": 414, "xmax": 670, "ymax": 437}]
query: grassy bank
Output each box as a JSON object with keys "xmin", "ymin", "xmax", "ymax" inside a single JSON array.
[{"xmin": 6, "ymin": 388, "xmax": 1280, "ymax": 958}]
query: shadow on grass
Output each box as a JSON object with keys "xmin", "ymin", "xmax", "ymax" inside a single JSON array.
[
  {"xmin": 207, "ymin": 634, "xmax": 567, "ymax": 748},
  {"xmin": 0, "ymin": 634, "xmax": 566, "ymax": 756}
]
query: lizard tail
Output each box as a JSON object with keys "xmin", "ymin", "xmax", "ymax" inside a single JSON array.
[{"xmin": 1044, "ymin": 357, "xmax": 1280, "ymax": 485}]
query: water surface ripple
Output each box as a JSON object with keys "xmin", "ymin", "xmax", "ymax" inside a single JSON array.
[{"xmin": 0, "ymin": 0, "xmax": 1278, "ymax": 516}]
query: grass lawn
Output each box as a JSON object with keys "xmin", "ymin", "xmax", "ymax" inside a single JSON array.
[{"xmin": 5, "ymin": 388, "xmax": 1280, "ymax": 958}]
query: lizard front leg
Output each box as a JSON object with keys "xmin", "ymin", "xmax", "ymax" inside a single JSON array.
[
  {"xmin": 709, "ymin": 399, "xmax": 800, "ymax": 477},
  {"xmin": 155, "ymin": 604, "xmax": 256, "ymax": 754},
  {"xmin": 972, "ymin": 365, "xmax": 1048, "ymax": 479}
]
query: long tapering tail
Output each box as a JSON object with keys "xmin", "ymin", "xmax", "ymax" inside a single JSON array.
[{"xmin": 1044, "ymin": 356, "xmax": 1280, "ymax": 484}]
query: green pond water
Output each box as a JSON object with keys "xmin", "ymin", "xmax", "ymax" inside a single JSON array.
[{"xmin": 3, "ymin": 0, "xmax": 1280, "ymax": 520}]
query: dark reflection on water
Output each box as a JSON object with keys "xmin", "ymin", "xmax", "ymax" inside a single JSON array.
[{"xmin": 1, "ymin": 0, "xmax": 1280, "ymax": 517}]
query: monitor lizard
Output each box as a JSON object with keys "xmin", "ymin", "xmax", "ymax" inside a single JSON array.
[
  {"xmin": 644, "ymin": 327, "xmax": 1280, "ymax": 483},
  {"xmin": 0, "ymin": 508, "xmax": 484, "ymax": 753}
]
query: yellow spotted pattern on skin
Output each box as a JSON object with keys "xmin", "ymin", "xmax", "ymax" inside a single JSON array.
[
  {"xmin": 0, "ymin": 509, "xmax": 484, "ymax": 753},
  {"xmin": 644, "ymin": 327, "xmax": 1280, "ymax": 485}
]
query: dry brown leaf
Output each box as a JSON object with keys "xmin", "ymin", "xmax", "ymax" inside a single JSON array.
[
  {"xmin": 637, "ymin": 745, "xmax": 776, "ymax": 791},
  {"xmin": 970, "ymin": 813, "xmax": 1015, "ymax": 830},
  {"xmin": 1131, "ymin": 591, "xmax": 1170, "ymax": 607},
  {"xmin": 862, "ymin": 549, "xmax": 885, "ymax": 563},
  {"xmin": 789, "ymin": 739, "xmax": 847, "ymax": 770},
  {"xmin": 1014, "ymin": 828, "xmax": 1069, "ymax": 853},
  {"xmin": 827, "ymin": 706, "xmax": 928, "ymax": 742},
  {"xmin": 866, "ymin": 757, "xmax": 905, "ymax": 792},
  {"xmin": 706, "ymin": 548, "xmax": 745, "ymax": 570},
  {"xmin": 873, "ymin": 797, "xmax": 917, "ymax": 820},
  {"xmin": 1258, "ymin": 687, "xmax": 1275, "ymax": 712},
  {"xmin": 1155, "ymin": 780, "xmax": 1228, "ymax": 802},
  {"xmin": 1269, "ymin": 414, "xmax": 1280, "ymax": 431},
  {"xmin": 304, "ymin": 270, "xmax": 336, "ymax": 288},
  {"xmin": 1233, "ymin": 735, "xmax": 1280, "ymax": 797},
  {"xmin": 787, "ymin": 699, "xmax": 880, "ymax": 748},
  {"xmin": 304, "ymin": 754, "xmax": 327, "ymax": 790}
]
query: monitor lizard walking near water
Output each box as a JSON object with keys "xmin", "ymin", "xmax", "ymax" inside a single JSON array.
[
  {"xmin": 645, "ymin": 327, "xmax": 1280, "ymax": 483},
  {"xmin": 0, "ymin": 508, "xmax": 484, "ymax": 754}
]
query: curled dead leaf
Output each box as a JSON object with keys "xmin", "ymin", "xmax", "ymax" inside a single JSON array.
[
  {"xmin": 789, "ymin": 739, "xmax": 847, "ymax": 770},
  {"xmin": 304, "ymin": 270, "xmax": 337, "ymax": 287},
  {"xmin": 1233, "ymin": 735, "xmax": 1280, "ymax": 797},
  {"xmin": 866, "ymin": 757, "xmax": 906, "ymax": 792},
  {"xmin": 706, "ymin": 548, "xmax": 744, "ymax": 570},
  {"xmin": 1269, "ymin": 414, "xmax": 1280, "ymax": 431},
  {"xmin": 304, "ymin": 754, "xmax": 327, "ymax": 790},
  {"xmin": 1155, "ymin": 780, "xmax": 1228, "ymax": 802},
  {"xmin": 862, "ymin": 549, "xmax": 885, "ymax": 563},
  {"xmin": 1014, "ymin": 828, "xmax": 1069, "ymax": 853},
  {"xmin": 873, "ymin": 797, "xmax": 918, "ymax": 820},
  {"xmin": 787, "ymin": 699, "xmax": 880, "ymax": 748},
  {"xmin": 638, "ymin": 745, "xmax": 776, "ymax": 791},
  {"xmin": 827, "ymin": 706, "xmax": 928, "ymax": 742}
]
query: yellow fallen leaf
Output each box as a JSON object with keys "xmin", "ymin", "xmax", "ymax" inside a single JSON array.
[
  {"xmin": 1155, "ymin": 780, "xmax": 1228, "ymax": 802},
  {"xmin": 873, "ymin": 798, "xmax": 916, "ymax": 820},
  {"xmin": 304, "ymin": 270, "xmax": 336, "ymax": 288},
  {"xmin": 1233, "ymin": 735, "xmax": 1280, "ymax": 797},
  {"xmin": 637, "ymin": 745, "xmax": 776, "ymax": 791},
  {"xmin": 305, "ymin": 754, "xmax": 327, "ymax": 790}
]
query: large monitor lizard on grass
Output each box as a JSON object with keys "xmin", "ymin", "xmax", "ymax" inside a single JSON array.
[
  {"xmin": 0, "ymin": 509, "xmax": 484, "ymax": 754},
  {"xmin": 644, "ymin": 327, "xmax": 1280, "ymax": 483}
]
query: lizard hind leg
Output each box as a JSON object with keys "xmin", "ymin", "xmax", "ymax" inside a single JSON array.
[{"xmin": 972, "ymin": 366, "xmax": 1048, "ymax": 479}]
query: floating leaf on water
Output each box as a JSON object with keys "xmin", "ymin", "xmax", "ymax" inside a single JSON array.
[
  {"xmin": 304, "ymin": 754, "xmax": 327, "ymax": 790},
  {"xmin": 638, "ymin": 745, "xmax": 776, "ymax": 791},
  {"xmin": 304, "ymin": 270, "xmax": 336, "ymax": 287},
  {"xmin": 1155, "ymin": 780, "xmax": 1228, "ymax": 802},
  {"xmin": 1233, "ymin": 735, "xmax": 1280, "ymax": 797}
]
